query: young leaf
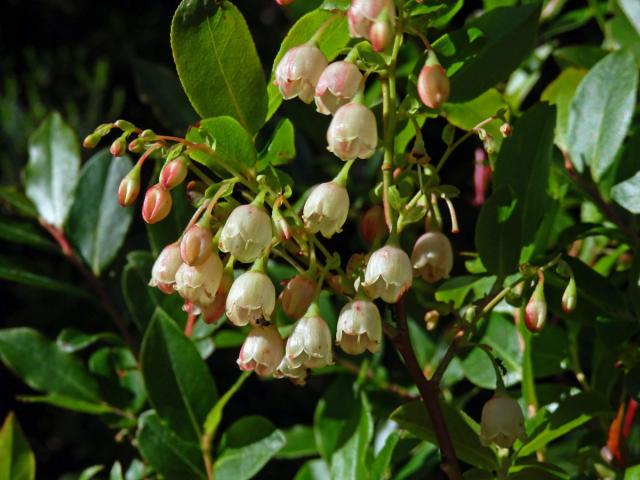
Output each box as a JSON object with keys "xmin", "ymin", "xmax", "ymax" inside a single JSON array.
[
  {"xmin": 137, "ymin": 411, "xmax": 207, "ymax": 480},
  {"xmin": 566, "ymin": 50, "xmax": 638, "ymax": 179},
  {"xmin": 0, "ymin": 412, "xmax": 36, "ymax": 480},
  {"xmin": 25, "ymin": 112, "xmax": 80, "ymax": 228},
  {"xmin": 140, "ymin": 308, "xmax": 218, "ymax": 441},
  {"xmin": 67, "ymin": 150, "xmax": 133, "ymax": 276},
  {"xmin": 171, "ymin": 0, "xmax": 267, "ymax": 133}
]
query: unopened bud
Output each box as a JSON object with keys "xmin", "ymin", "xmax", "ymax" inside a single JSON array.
[
  {"xmin": 272, "ymin": 206, "xmax": 292, "ymax": 242},
  {"xmin": 142, "ymin": 184, "xmax": 172, "ymax": 224},
  {"xmin": 360, "ymin": 205, "xmax": 387, "ymax": 246},
  {"xmin": 424, "ymin": 310, "xmax": 439, "ymax": 330},
  {"xmin": 562, "ymin": 277, "xmax": 577, "ymax": 314},
  {"xmin": 118, "ymin": 165, "xmax": 141, "ymax": 207},
  {"xmin": 369, "ymin": 10, "xmax": 393, "ymax": 52},
  {"xmin": 180, "ymin": 224, "xmax": 212, "ymax": 266},
  {"xmin": 525, "ymin": 273, "xmax": 547, "ymax": 333},
  {"xmin": 82, "ymin": 133, "xmax": 101, "ymax": 149},
  {"xmin": 115, "ymin": 119, "xmax": 136, "ymax": 132},
  {"xmin": 140, "ymin": 129, "xmax": 156, "ymax": 140},
  {"xmin": 417, "ymin": 64, "xmax": 450, "ymax": 109},
  {"xmin": 186, "ymin": 180, "xmax": 206, "ymax": 206},
  {"xmin": 128, "ymin": 138, "xmax": 145, "ymax": 153},
  {"xmin": 280, "ymin": 274, "xmax": 316, "ymax": 320},
  {"xmin": 160, "ymin": 157, "xmax": 188, "ymax": 190},
  {"xmin": 473, "ymin": 148, "xmax": 492, "ymax": 207},
  {"xmin": 110, "ymin": 137, "xmax": 126, "ymax": 157},
  {"xmin": 500, "ymin": 123, "xmax": 512, "ymax": 137}
]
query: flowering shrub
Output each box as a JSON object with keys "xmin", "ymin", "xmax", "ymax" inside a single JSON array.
[{"xmin": 2, "ymin": 0, "xmax": 640, "ymax": 479}]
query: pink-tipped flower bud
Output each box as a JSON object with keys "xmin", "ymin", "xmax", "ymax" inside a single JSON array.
[
  {"xmin": 226, "ymin": 271, "xmax": 276, "ymax": 327},
  {"xmin": 336, "ymin": 299, "xmax": 382, "ymax": 355},
  {"xmin": 110, "ymin": 137, "xmax": 126, "ymax": 157},
  {"xmin": 479, "ymin": 396, "xmax": 527, "ymax": 449},
  {"xmin": 219, "ymin": 205, "xmax": 273, "ymax": 263},
  {"xmin": 280, "ymin": 274, "xmax": 316, "ymax": 320},
  {"xmin": 180, "ymin": 224, "xmax": 212, "ymax": 266},
  {"xmin": 142, "ymin": 184, "xmax": 172, "ymax": 224},
  {"xmin": 314, "ymin": 61, "xmax": 363, "ymax": 115},
  {"xmin": 562, "ymin": 276, "xmax": 577, "ymax": 314},
  {"xmin": 525, "ymin": 274, "xmax": 547, "ymax": 333},
  {"xmin": 360, "ymin": 205, "xmax": 387, "ymax": 246},
  {"xmin": 174, "ymin": 254, "xmax": 223, "ymax": 308},
  {"xmin": 411, "ymin": 232, "xmax": 454, "ymax": 283},
  {"xmin": 303, "ymin": 181, "xmax": 350, "ymax": 238},
  {"xmin": 275, "ymin": 357, "xmax": 308, "ymax": 385},
  {"xmin": 347, "ymin": 0, "xmax": 395, "ymax": 39},
  {"xmin": 369, "ymin": 12, "xmax": 393, "ymax": 52},
  {"xmin": 237, "ymin": 325, "xmax": 284, "ymax": 377},
  {"xmin": 118, "ymin": 166, "xmax": 141, "ymax": 207},
  {"xmin": 275, "ymin": 45, "xmax": 328, "ymax": 104},
  {"xmin": 201, "ymin": 268, "xmax": 234, "ymax": 324},
  {"xmin": 275, "ymin": 0, "xmax": 295, "ymax": 5},
  {"xmin": 500, "ymin": 123, "xmax": 513, "ymax": 137},
  {"xmin": 417, "ymin": 65, "xmax": 450, "ymax": 109},
  {"xmin": 272, "ymin": 206, "xmax": 292, "ymax": 242},
  {"xmin": 362, "ymin": 245, "xmax": 413, "ymax": 303},
  {"xmin": 473, "ymin": 148, "xmax": 492, "ymax": 207},
  {"xmin": 327, "ymin": 103, "xmax": 378, "ymax": 161},
  {"xmin": 149, "ymin": 242, "xmax": 182, "ymax": 294},
  {"xmin": 285, "ymin": 315, "xmax": 334, "ymax": 369},
  {"xmin": 160, "ymin": 157, "xmax": 188, "ymax": 190}
]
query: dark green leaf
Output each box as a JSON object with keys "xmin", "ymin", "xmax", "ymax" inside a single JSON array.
[
  {"xmin": 171, "ymin": 0, "xmax": 267, "ymax": 133},
  {"xmin": 257, "ymin": 119, "xmax": 296, "ymax": 171},
  {"xmin": 475, "ymin": 185, "xmax": 521, "ymax": 279},
  {"xmin": 133, "ymin": 59, "xmax": 198, "ymax": 134},
  {"xmin": 89, "ymin": 347, "xmax": 146, "ymax": 413},
  {"xmin": 17, "ymin": 393, "xmax": 116, "ymax": 415},
  {"xmin": 567, "ymin": 50, "xmax": 638, "ymax": 179},
  {"xmin": 552, "ymin": 45, "xmax": 607, "ymax": 70},
  {"xmin": 541, "ymin": 68, "xmax": 587, "ymax": 150},
  {"xmin": 267, "ymin": 10, "xmax": 349, "ymax": 119},
  {"xmin": 0, "ymin": 187, "xmax": 38, "ymax": 219},
  {"xmin": 276, "ymin": 425, "xmax": 318, "ymax": 459},
  {"xmin": 612, "ymin": 170, "xmax": 640, "ymax": 214},
  {"xmin": 56, "ymin": 328, "xmax": 121, "ymax": 353},
  {"xmin": 140, "ymin": 308, "xmax": 218, "ymax": 441},
  {"xmin": 433, "ymin": 4, "xmax": 540, "ymax": 102},
  {"xmin": 25, "ymin": 112, "xmax": 80, "ymax": 228},
  {"xmin": 391, "ymin": 400, "xmax": 497, "ymax": 470},
  {"xmin": 67, "ymin": 150, "xmax": 133, "ymax": 275},
  {"xmin": 330, "ymin": 393, "xmax": 373, "ymax": 480},
  {"xmin": 137, "ymin": 411, "xmax": 207, "ymax": 480},
  {"xmin": 0, "ymin": 217, "xmax": 57, "ymax": 251},
  {"xmin": 0, "ymin": 412, "xmax": 35, "ymax": 480},
  {"xmin": 371, "ymin": 430, "xmax": 400, "ymax": 480},
  {"xmin": 214, "ymin": 416, "xmax": 286, "ymax": 480},
  {"xmin": 0, "ymin": 328, "xmax": 102, "ymax": 403}
]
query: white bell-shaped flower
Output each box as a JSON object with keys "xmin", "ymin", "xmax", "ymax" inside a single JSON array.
[
  {"xmin": 275, "ymin": 45, "xmax": 328, "ymax": 104},
  {"xmin": 237, "ymin": 325, "xmax": 284, "ymax": 377},
  {"xmin": 149, "ymin": 242, "xmax": 182, "ymax": 294},
  {"xmin": 226, "ymin": 271, "xmax": 276, "ymax": 327},
  {"xmin": 479, "ymin": 396, "xmax": 527, "ymax": 449},
  {"xmin": 336, "ymin": 299, "xmax": 382, "ymax": 355},
  {"xmin": 219, "ymin": 205, "xmax": 273, "ymax": 263},
  {"xmin": 411, "ymin": 231, "xmax": 454, "ymax": 283},
  {"xmin": 327, "ymin": 103, "xmax": 378, "ymax": 161},
  {"xmin": 314, "ymin": 61, "xmax": 363, "ymax": 115},
  {"xmin": 174, "ymin": 254, "xmax": 223, "ymax": 308},
  {"xmin": 285, "ymin": 315, "xmax": 334, "ymax": 369},
  {"xmin": 302, "ymin": 181, "xmax": 350, "ymax": 238},
  {"xmin": 362, "ymin": 245, "xmax": 413, "ymax": 303}
]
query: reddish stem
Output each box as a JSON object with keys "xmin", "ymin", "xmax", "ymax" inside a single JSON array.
[{"xmin": 185, "ymin": 305, "xmax": 196, "ymax": 337}]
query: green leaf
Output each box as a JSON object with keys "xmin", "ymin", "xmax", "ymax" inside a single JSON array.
[
  {"xmin": 0, "ymin": 187, "xmax": 38, "ymax": 219},
  {"xmin": 541, "ymin": 68, "xmax": 587, "ymax": 151},
  {"xmin": 0, "ymin": 217, "xmax": 56, "ymax": 252},
  {"xmin": 189, "ymin": 116, "xmax": 257, "ymax": 171},
  {"xmin": 137, "ymin": 411, "xmax": 207, "ymax": 480},
  {"xmin": 433, "ymin": 4, "xmax": 540, "ymax": 102},
  {"xmin": 330, "ymin": 393, "xmax": 374, "ymax": 480},
  {"xmin": 0, "ymin": 413, "xmax": 35, "ymax": 480},
  {"xmin": 508, "ymin": 464, "xmax": 569, "ymax": 480},
  {"xmin": 518, "ymin": 392, "xmax": 610, "ymax": 457},
  {"xmin": 133, "ymin": 59, "xmax": 198, "ymax": 134},
  {"xmin": 475, "ymin": 185, "xmax": 521, "ymax": 280},
  {"xmin": 25, "ymin": 112, "xmax": 80, "ymax": 228},
  {"xmin": 109, "ymin": 462, "xmax": 124, "ymax": 480},
  {"xmin": 203, "ymin": 371, "xmax": 250, "ymax": 441},
  {"xmin": 391, "ymin": 400, "xmax": 497, "ymax": 470},
  {"xmin": 552, "ymin": 46, "xmax": 607, "ymax": 70},
  {"xmin": 371, "ymin": 430, "xmax": 400, "ymax": 480},
  {"xmin": 78, "ymin": 465, "xmax": 104, "ymax": 480},
  {"xmin": 493, "ymin": 103, "xmax": 556, "ymax": 242},
  {"xmin": 17, "ymin": 393, "xmax": 116, "ymax": 415},
  {"xmin": 56, "ymin": 328, "xmax": 121, "ymax": 353},
  {"xmin": 257, "ymin": 119, "xmax": 296, "ymax": 171},
  {"xmin": 626, "ymin": 465, "xmax": 640, "ymax": 480},
  {"xmin": 566, "ymin": 50, "xmax": 638, "ymax": 179},
  {"xmin": 171, "ymin": 0, "xmax": 267, "ymax": 133},
  {"xmin": 0, "ymin": 328, "xmax": 102, "ymax": 402},
  {"xmin": 276, "ymin": 425, "xmax": 318, "ymax": 459},
  {"xmin": 294, "ymin": 459, "xmax": 330, "ymax": 480},
  {"xmin": 612, "ymin": 171, "xmax": 640, "ymax": 214},
  {"xmin": 67, "ymin": 150, "xmax": 133, "ymax": 275},
  {"xmin": 214, "ymin": 416, "xmax": 286, "ymax": 480},
  {"xmin": 435, "ymin": 275, "xmax": 496, "ymax": 309},
  {"xmin": 140, "ymin": 308, "xmax": 218, "ymax": 441},
  {"xmin": 267, "ymin": 10, "xmax": 350, "ymax": 119},
  {"xmin": 619, "ymin": 0, "xmax": 640, "ymax": 34}
]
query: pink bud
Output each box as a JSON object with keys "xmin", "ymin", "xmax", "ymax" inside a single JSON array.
[
  {"xmin": 237, "ymin": 325, "xmax": 285, "ymax": 377},
  {"xmin": 369, "ymin": 15, "xmax": 392, "ymax": 52},
  {"xmin": 347, "ymin": 0, "xmax": 395, "ymax": 39},
  {"xmin": 473, "ymin": 148, "xmax": 492, "ymax": 207},
  {"xmin": 160, "ymin": 157, "xmax": 188, "ymax": 190},
  {"xmin": 561, "ymin": 277, "xmax": 577, "ymax": 314},
  {"xmin": 314, "ymin": 61, "xmax": 363, "ymax": 115},
  {"xmin": 276, "ymin": 0, "xmax": 294, "ymax": 4},
  {"xmin": 180, "ymin": 224, "xmax": 212, "ymax": 266},
  {"xmin": 417, "ymin": 64, "xmax": 450, "ymax": 109},
  {"xmin": 327, "ymin": 103, "xmax": 378, "ymax": 161},
  {"xmin": 118, "ymin": 167, "xmax": 141, "ymax": 207},
  {"xmin": 359, "ymin": 205, "xmax": 387, "ymax": 246},
  {"xmin": 272, "ymin": 206, "xmax": 292, "ymax": 242},
  {"xmin": 280, "ymin": 274, "xmax": 316, "ymax": 320},
  {"xmin": 275, "ymin": 45, "xmax": 328, "ymax": 104},
  {"xmin": 142, "ymin": 184, "xmax": 172, "ymax": 224},
  {"xmin": 110, "ymin": 137, "xmax": 126, "ymax": 157},
  {"xmin": 525, "ymin": 274, "xmax": 547, "ymax": 333}
]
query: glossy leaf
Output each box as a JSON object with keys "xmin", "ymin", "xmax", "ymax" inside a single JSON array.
[
  {"xmin": 267, "ymin": 10, "xmax": 349, "ymax": 119},
  {"xmin": 370, "ymin": 430, "xmax": 400, "ymax": 480},
  {"xmin": 25, "ymin": 112, "xmax": 80, "ymax": 228},
  {"xmin": 552, "ymin": 46, "xmax": 607, "ymax": 70},
  {"xmin": 0, "ymin": 328, "xmax": 103, "ymax": 403},
  {"xmin": 137, "ymin": 411, "xmax": 207, "ymax": 480},
  {"xmin": 140, "ymin": 308, "xmax": 218, "ymax": 441},
  {"xmin": 612, "ymin": 170, "xmax": 640, "ymax": 214},
  {"xmin": 433, "ymin": 4, "xmax": 540, "ymax": 102},
  {"xmin": 0, "ymin": 413, "xmax": 35, "ymax": 480},
  {"xmin": 257, "ymin": 119, "xmax": 296, "ymax": 171},
  {"xmin": 78, "ymin": 465, "xmax": 104, "ymax": 480},
  {"xmin": 435, "ymin": 275, "xmax": 496, "ymax": 309},
  {"xmin": 619, "ymin": 0, "xmax": 640, "ymax": 34},
  {"xmin": 566, "ymin": 50, "xmax": 638, "ymax": 179},
  {"xmin": 56, "ymin": 328, "xmax": 121, "ymax": 353},
  {"xmin": 17, "ymin": 393, "xmax": 116, "ymax": 415},
  {"xmin": 391, "ymin": 400, "xmax": 497, "ymax": 470},
  {"xmin": 541, "ymin": 68, "xmax": 587, "ymax": 150},
  {"xmin": 276, "ymin": 425, "xmax": 318, "ymax": 459},
  {"xmin": 67, "ymin": 150, "xmax": 133, "ymax": 275},
  {"xmin": 171, "ymin": 0, "xmax": 267, "ymax": 133},
  {"xmin": 214, "ymin": 416, "xmax": 286, "ymax": 480},
  {"xmin": 0, "ymin": 186, "xmax": 38, "ymax": 219},
  {"xmin": 0, "ymin": 217, "xmax": 56, "ymax": 251}
]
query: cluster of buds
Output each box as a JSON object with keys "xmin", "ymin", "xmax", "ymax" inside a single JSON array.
[{"xmin": 348, "ymin": 0, "xmax": 395, "ymax": 52}]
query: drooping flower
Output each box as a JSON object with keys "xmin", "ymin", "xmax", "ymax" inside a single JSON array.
[
  {"xmin": 479, "ymin": 396, "xmax": 527, "ymax": 449},
  {"xmin": 219, "ymin": 205, "xmax": 273, "ymax": 263},
  {"xmin": 275, "ymin": 357, "xmax": 308, "ymax": 385},
  {"xmin": 525, "ymin": 273, "xmax": 547, "ymax": 333},
  {"xmin": 285, "ymin": 315, "xmax": 334, "ymax": 369},
  {"xmin": 314, "ymin": 61, "xmax": 363, "ymax": 115},
  {"xmin": 362, "ymin": 245, "xmax": 413, "ymax": 303},
  {"xmin": 237, "ymin": 325, "xmax": 284, "ymax": 377},
  {"xmin": 149, "ymin": 242, "xmax": 182, "ymax": 294},
  {"xmin": 303, "ymin": 181, "xmax": 350, "ymax": 238},
  {"xmin": 411, "ymin": 232, "xmax": 454, "ymax": 283},
  {"xmin": 226, "ymin": 271, "xmax": 276, "ymax": 327},
  {"xmin": 336, "ymin": 299, "xmax": 382, "ymax": 355},
  {"xmin": 200, "ymin": 268, "xmax": 234, "ymax": 324},
  {"xmin": 275, "ymin": 45, "xmax": 328, "ymax": 103},
  {"xmin": 347, "ymin": 0, "xmax": 395, "ymax": 40},
  {"xmin": 174, "ymin": 254, "xmax": 223, "ymax": 308},
  {"xmin": 327, "ymin": 103, "xmax": 378, "ymax": 161},
  {"xmin": 180, "ymin": 224, "xmax": 212, "ymax": 266}
]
